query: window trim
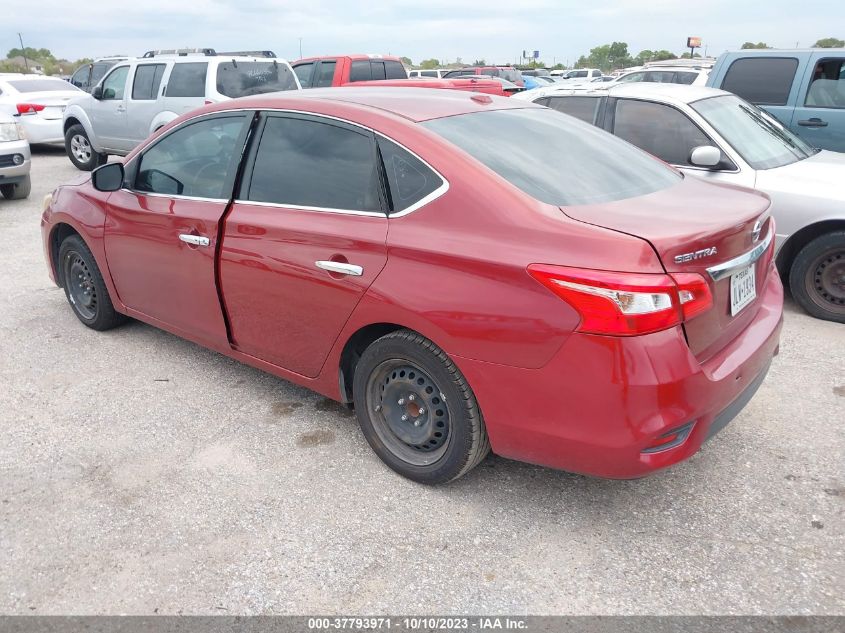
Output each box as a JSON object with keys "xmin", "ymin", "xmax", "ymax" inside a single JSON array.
[
  {"xmin": 608, "ymin": 96, "xmax": 739, "ymax": 174},
  {"xmin": 123, "ymin": 107, "xmax": 449, "ymax": 215},
  {"xmin": 721, "ymin": 56, "xmax": 799, "ymax": 106},
  {"xmin": 803, "ymin": 57, "xmax": 845, "ymax": 109}
]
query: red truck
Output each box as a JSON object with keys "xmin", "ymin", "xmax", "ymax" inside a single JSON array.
[{"xmin": 292, "ymin": 54, "xmax": 508, "ymax": 96}]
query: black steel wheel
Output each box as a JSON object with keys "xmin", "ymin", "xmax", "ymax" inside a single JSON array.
[
  {"xmin": 789, "ymin": 231, "xmax": 845, "ymax": 323},
  {"xmin": 58, "ymin": 234, "xmax": 126, "ymax": 330},
  {"xmin": 353, "ymin": 330, "xmax": 490, "ymax": 484}
]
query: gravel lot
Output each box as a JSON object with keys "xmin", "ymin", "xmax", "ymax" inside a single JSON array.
[{"xmin": 1, "ymin": 148, "xmax": 843, "ymax": 615}]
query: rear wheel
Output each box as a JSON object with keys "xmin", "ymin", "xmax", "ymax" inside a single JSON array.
[
  {"xmin": 353, "ymin": 330, "xmax": 490, "ymax": 484},
  {"xmin": 58, "ymin": 235, "xmax": 126, "ymax": 330},
  {"xmin": 0, "ymin": 175, "xmax": 30, "ymax": 200},
  {"xmin": 65, "ymin": 124, "xmax": 107, "ymax": 171},
  {"xmin": 788, "ymin": 231, "xmax": 845, "ymax": 323}
]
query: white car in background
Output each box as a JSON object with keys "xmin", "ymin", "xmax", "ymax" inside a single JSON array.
[
  {"xmin": 408, "ymin": 69, "xmax": 448, "ymax": 78},
  {"xmin": 0, "ymin": 74, "xmax": 83, "ymax": 145},
  {"xmin": 526, "ymin": 83, "xmax": 845, "ymax": 323},
  {"xmin": 0, "ymin": 112, "xmax": 31, "ymax": 200},
  {"xmin": 611, "ymin": 66, "xmax": 710, "ymax": 86}
]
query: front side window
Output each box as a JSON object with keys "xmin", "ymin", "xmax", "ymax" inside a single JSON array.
[
  {"xmin": 313, "ymin": 61, "xmax": 336, "ymax": 87},
  {"xmin": 721, "ymin": 57, "xmax": 798, "ymax": 106},
  {"xmin": 423, "ymin": 108, "xmax": 680, "ymax": 206},
  {"xmin": 246, "ymin": 116, "xmax": 381, "ymax": 212},
  {"xmin": 618, "ymin": 72, "xmax": 645, "ymax": 83},
  {"xmin": 378, "ymin": 137, "xmax": 443, "ymax": 213},
  {"xmin": 100, "ymin": 67, "xmax": 129, "ymax": 100},
  {"xmin": 70, "ymin": 66, "xmax": 90, "ymax": 90},
  {"xmin": 692, "ymin": 95, "xmax": 817, "ymax": 169},
  {"xmin": 805, "ymin": 58, "xmax": 845, "ymax": 108},
  {"xmin": 132, "ymin": 64, "xmax": 166, "ymax": 100},
  {"xmin": 91, "ymin": 63, "xmax": 111, "ymax": 86},
  {"xmin": 216, "ymin": 61, "xmax": 298, "ymax": 97},
  {"xmin": 293, "ymin": 62, "xmax": 314, "ymax": 88},
  {"xmin": 349, "ymin": 60, "xmax": 372, "ymax": 82},
  {"xmin": 135, "ymin": 116, "xmax": 245, "ymax": 198},
  {"xmin": 612, "ymin": 99, "xmax": 714, "ymax": 166},
  {"xmin": 545, "ymin": 96, "xmax": 601, "ymax": 124},
  {"xmin": 167, "ymin": 62, "xmax": 208, "ymax": 98}
]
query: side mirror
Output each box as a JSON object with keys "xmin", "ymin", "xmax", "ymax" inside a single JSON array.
[
  {"xmin": 92, "ymin": 163, "xmax": 124, "ymax": 192},
  {"xmin": 92, "ymin": 86, "xmax": 103, "ymax": 99},
  {"xmin": 689, "ymin": 145, "xmax": 722, "ymax": 168}
]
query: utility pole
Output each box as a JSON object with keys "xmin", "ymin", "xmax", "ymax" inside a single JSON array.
[
  {"xmin": 298, "ymin": 37, "xmax": 302, "ymax": 59},
  {"xmin": 18, "ymin": 33, "xmax": 30, "ymax": 73}
]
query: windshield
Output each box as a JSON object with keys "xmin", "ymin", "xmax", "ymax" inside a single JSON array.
[
  {"xmin": 216, "ymin": 61, "xmax": 298, "ymax": 97},
  {"xmin": 422, "ymin": 108, "xmax": 680, "ymax": 206},
  {"xmin": 7, "ymin": 79, "xmax": 80, "ymax": 93},
  {"xmin": 692, "ymin": 95, "xmax": 817, "ymax": 170}
]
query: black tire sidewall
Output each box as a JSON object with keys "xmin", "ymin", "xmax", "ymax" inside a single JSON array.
[
  {"xmin": 788, "ymin": 231, "xmax": 845, "ymax": 323},
  {"xmin": 58, "ymin": 235, "xmax": 123, "ymax": 330},
  {"xmin": 353, "ymin": 333, "xmax": 481, "ymax": 484},
  {"xmin": 65, "ymin": 125, "xmax": 103, "ymax": 171}
]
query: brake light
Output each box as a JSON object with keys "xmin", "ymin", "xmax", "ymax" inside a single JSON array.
[
  {"xmin": 527, "ymin": 264, "xmax": 713, "ymax": 336},
  {"xmin": 16, "ymin": 103, "xmax": 45, "ymax": 115}
]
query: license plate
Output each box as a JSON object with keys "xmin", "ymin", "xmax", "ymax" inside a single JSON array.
[{"xmin": 730, "ymin": 265, "xmax": 756, "ymax": 316}]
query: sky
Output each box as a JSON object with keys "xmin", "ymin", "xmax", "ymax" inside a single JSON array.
[{"xmin": 4, "ymin": 0, "xmax": 844, "ymax": 66}]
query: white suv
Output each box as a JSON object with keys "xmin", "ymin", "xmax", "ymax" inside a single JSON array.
[{"xmin": 63, "ymin": 49, "xmax": 300, "ymax": 170}]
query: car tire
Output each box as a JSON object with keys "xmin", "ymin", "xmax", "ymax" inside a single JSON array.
[
  {"xmin": 65, "ymin": 124, "xmax": 107, "ymax": 171},
  {"xmin": 788, "ymin": 231, "xmax": 845, "ymax": 323},
  {"xmin": 58, "ymin": 234, "xmax": 126, "ymax": 330},
  {"xmin": 353, "ymin": 329, "xmax": 490, "ymax": 484},
  {"xmin": 0, "ymin": 174, "xmax": 30, "ymax": 200}
]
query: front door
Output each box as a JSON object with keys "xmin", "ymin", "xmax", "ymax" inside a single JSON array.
[
  {"xmin": 103, "ymin": 112, "xmax": 252, "ymax": 344},
  {"xmin": 790, "ymin": 54, "xmax": 845, "ymax": 151},
  {"xmin": 220, "ymin": 112, "xmax": 388, "ymax": 377},
  {"xmin": 89, "ymin": 64, "xmax": 130, "ymax": 150}
]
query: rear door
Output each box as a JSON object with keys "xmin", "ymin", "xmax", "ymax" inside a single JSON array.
[
  {"xmin": 104, "ymin": 112, "xmax": 251, "ymax": 344},
  {"xmin": 220, "ymin": 112, "xmax": 388, "ymax": 377},
  {"xmin": 791, "ymin": 53, "xmax": 845, "ymax": 151},
  {"xmin": 163, "ymin": 61, "xmax": 208, "ymax": 114}
]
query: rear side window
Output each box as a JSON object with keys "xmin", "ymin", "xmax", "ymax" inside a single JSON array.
[
  {"xmin": 349, "ymin": 61, "xmax": 372, "ymax": 82},
  {"xmin": 216, "ymin": 61, "xmax": 298, "ymax": 97},
  {"xmin": 721, "ymin": 57, "xmax": 798, "ymax": 105},
  {"xmin": 675, "ymin": 72, "xmax": 697, "ymax": 85},
  {"xmin": 246, "ymin": 116, "xmax": 381, "ymax": 212},
  {"xmin": 293, "ymin": 63, "xmax": 314, "ymax": 88},
  {"xmin": 612, "ymin": 99, "xmax": 714, "ymax": 166},
  {"xmin": 545, "ymin": 96, "xmax": 601, "ymax": 124},
  {"xmin": 167, "ymin": 62, "xmax": 208, "ymax": 98},
  {"xmin": 385, "ymin": 61, "xmax": 407, "ymax": 79},
  {"xmin": 313, "ymin": 61, "xmax": 336, "ymax": 87},
  {"xmin": 423, "ymin": 108, "xmax": 679, "ymax": 206},
  {"xmin": 132, "ymin": 64, "xmax": 166, "ymax": 100},
  {"xmin": 378, "ymin": 137, "xmax": 443, "ymax": 213}
]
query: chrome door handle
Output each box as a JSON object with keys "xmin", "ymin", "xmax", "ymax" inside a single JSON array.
[
  {"xmin": 315, "ymin": 260, "xmax": 363, "ymax": 276},
  {"xmin": 179, "ymin": 234, "xmax": 210, "ymax": 247}
]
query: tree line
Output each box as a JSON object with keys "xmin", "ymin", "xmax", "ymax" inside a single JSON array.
[{"xmin": 1, "ymin": 47, "xmax": 92, "ymax": 75}]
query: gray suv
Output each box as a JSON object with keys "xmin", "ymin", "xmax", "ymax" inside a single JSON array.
[{"xmin": 62, "ymin": 49, "xmax": 300, "ymax": 170}]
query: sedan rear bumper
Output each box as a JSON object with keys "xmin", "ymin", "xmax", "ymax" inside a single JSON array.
[
  {"xmin": 18, "ymin": 115, "xmax": 64, "ymax": 145},
  {"xmin": 454, "ymin": 263, "xmax": 784, "ymax": 479}
]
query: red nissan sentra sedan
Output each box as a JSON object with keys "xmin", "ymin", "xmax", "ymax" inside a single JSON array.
[{"xmin": 40, "ymin": 88, "xmax": 783, "ymax": 484}]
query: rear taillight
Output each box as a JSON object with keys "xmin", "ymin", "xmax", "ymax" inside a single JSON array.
[
  {"xmin": 527, "ymin": 264, "xmax": 713, "ymax": 336},
  {"xmin": 16, "ymin": 103, "xmax": 45, "ymax": 115}
]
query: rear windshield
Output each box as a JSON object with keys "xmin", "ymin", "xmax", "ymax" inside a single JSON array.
[
  {"xmin": 499, "ymin": 68, "xmax": 522, "ymax": 83},
  {"xmin": 7, "ymin": 79, "xmax": 79, "ymax": 93},
  {"xmin": 422, "ymin": 108, "xmax": 680, "ymax": 206},
  {"xmin": 216, "ymin": 61, "xmax": 298, "ymax": 97}
]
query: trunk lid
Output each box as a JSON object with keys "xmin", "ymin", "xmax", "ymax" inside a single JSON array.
[
  {"xmin": 560, "ymin": 177, "xmax": 774, "ymax": 361},
  {"xmin": 17, "ymin": 91, "xmax": 79, "ymax": 120}
]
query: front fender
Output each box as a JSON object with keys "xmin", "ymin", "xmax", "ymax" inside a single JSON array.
[{"xmin": 63, "ymin": 104, "xmax": 104, "ymax": 153}]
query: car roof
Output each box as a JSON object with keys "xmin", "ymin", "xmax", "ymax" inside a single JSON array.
[
  {"xmin": 537, "ymin": 83, "xmax": 729, "ymax": 105},
  {"xmin": 228, "ymin": 86, "xmax": 540, "ymax": 122},
  {"xmin": 294, "ymin": 54, "xmax": 403, "ymax": 64},
  {"xmin": 721, "ymin": 48, "xmax": 845, "ymax": 55}
]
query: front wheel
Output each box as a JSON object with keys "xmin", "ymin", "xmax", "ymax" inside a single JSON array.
[
  {"xmin": 788, "ymin": 231, "xmax": 845, "ymax": 323},
  {"xmin": 0, "ymin": 174, "xmax": 30, "ymax": 200},
  {"xmin": 58, "ymin": 235, "xmax": 126, "ymax": 330},
  {"xmin": 353, "ymin": 330, "xmax": 490, "ymax": 484},
  {"xmin": 65, "ymin": 124, "xmax": 107, "ymax": 171}
]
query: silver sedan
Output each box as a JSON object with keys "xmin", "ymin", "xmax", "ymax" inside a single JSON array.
[{"xmin": 524, "ymin": 83, "xmax": 845, "ymax": 323}]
